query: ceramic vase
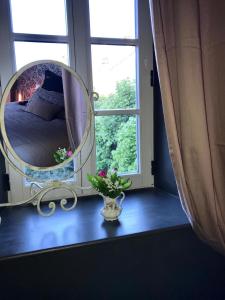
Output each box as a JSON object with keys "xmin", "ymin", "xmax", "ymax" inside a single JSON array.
[{"xmin": 100, "ymin": 192, "xmax": 125, "ymax": 221}]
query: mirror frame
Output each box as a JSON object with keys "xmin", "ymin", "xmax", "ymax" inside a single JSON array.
[{"xmin": 0, "ymin": 60, "xmax": 94, "ymax": 181}]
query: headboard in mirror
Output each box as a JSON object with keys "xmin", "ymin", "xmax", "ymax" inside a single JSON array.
[{"xmin": 0, "ymin": 60, "xmax": 95, "ymax": 219}]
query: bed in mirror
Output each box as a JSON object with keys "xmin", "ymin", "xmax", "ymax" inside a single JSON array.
[{"xmin": 0, "ymin": 60, "xmax": 95, "ymax": 219}]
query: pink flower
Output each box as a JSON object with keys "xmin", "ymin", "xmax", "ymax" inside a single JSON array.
[
  {"xmin": 98, "ymin": 170, "xmax": 107, "ymax": 177},
  {"xmin": 67, "ymin": 150, "xmax": 73, "ymax": 157}
]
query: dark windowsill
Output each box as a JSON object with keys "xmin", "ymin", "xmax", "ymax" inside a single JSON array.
[{"xmin": 0, "ymin": 188, "xmax": 189, "ymax": 260}]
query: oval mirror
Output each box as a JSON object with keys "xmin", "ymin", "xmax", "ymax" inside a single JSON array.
[{"xmin": 0, "ymin": 61, "xmax": 91, "ymax": 171}]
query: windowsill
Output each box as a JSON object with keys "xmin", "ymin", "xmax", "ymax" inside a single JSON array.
[{"xmin": 0, "ymin": 188, "xmax": 189, "ymax": 260}]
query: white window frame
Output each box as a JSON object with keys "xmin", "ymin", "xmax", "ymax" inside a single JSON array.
[{"xmin": 0, "ymin": 0, "xmax": 154, "ymax": 203}]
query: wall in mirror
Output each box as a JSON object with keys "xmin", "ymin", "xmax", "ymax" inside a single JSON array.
[{"xmin": 2, "ymin": 62, "xmax": 88, "ymax": 168}]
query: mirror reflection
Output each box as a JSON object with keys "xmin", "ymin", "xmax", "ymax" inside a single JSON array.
[{"xmin": 3, "ymin": 62, "xmax": 88, "ymax": 168}]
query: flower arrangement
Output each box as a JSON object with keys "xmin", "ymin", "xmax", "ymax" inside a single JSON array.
[
  {"xmin": 87, "ymin": 169, "xmax": 132, "ymax": 198},
  {"xmin": 53, "ymin": 147, "xmax": 73, "ymax": 163}
]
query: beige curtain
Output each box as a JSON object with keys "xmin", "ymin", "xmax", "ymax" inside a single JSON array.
[
  {"xmin": 62, "ymin": 69, "xmax": 87, "ymax": 152},
  {"xmin": 150, "ymin": 0, "xmax": 225, "ymax": 254}
]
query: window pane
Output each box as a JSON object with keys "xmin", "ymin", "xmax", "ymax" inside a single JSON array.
[
  {"xmin": 95, "ymin": 115, "xmax": 138, "ymax": 174},
  {"xmin": 89, "ymin": 0, "xmax": 135, "ymax": 38},
  {"xmin": 14, "ymin": 42, "xmax": 69, "ymax": 70},
  {"xmin": 25, "ymin": 161, "xmax": 75, "ymax": 183},
  {"xmin": 92, "ymin": 45, "xmax": 137, "ymax": 109},
  {"xmin": 10, "ymin": 0, "xmax": 67, "ymax": 35}
]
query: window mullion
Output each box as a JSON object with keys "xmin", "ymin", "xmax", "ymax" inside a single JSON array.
[
  {"xmin": 0, "ymin": 0, "xmax": 15, "ymax": 87},
  {"xmin": 94, "ymin": 109, "xmax": 140, "ymax": 116},
  {"xmin": 13, "ymin": 33, "xmax": 69, "ymax": 44},
  {"xmin": 65, "ymin": 0, "xmax": 76, "ymax": 69},
  {"xmin": 91, "ymin": 37, "xmax": 138, "ymax": 46}
]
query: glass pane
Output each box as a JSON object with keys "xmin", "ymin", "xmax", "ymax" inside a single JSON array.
[
  {"xmin": 14, "ymin": 42, "xmax": 69, "ymax": 70},
  {"xmin": 10, "ymin": 0, "xmax": 67, "ymax": 35},
  {"xmin": 89, "ymin": 0, "xmax": 135, "ymax": 38},
  {"xmin": 25, "ymin": 160, "xmax": 75, "ymax": 183},
  {"xmin": 92, "ymin": 45, "xmax": 137, "ymax": 109},
  {"xmin": 95, "ymin": 115, "xmax": 138, "ymax": 174}
]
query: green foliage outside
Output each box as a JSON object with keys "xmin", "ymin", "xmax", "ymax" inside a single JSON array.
[
  {"xmin": 94, "ymin": 78, "xmax": 136, "ymax": 110},
  {"xmin": 95, "ymin": 78, "xmax": 137, "ymax": 173}
]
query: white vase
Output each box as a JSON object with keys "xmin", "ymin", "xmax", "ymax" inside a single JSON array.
[{"xmin": 100, "ymin": 192, "xmax": 125, "ymax": 221}]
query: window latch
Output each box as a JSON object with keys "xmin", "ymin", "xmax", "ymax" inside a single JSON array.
[
  {"xmin": 150, "ymin": 70, "xmax": 154, "ymax": 87},
  {"xmin": 151, "ymin": 160, "xmax": 157, "ymax": 176},
  {"xmin": 2, "ymin": 174, "xmax": 10, "ymax": 191}
]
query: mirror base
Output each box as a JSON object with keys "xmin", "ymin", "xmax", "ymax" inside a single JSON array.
[{"xmin": 0, "ymin": 181, "xmax": 92, "ymax": 221}]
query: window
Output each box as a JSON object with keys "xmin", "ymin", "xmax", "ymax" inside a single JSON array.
[
  {"xmin": 9, "ymin": 0, "xmax": 76, "ymax": 191},
  {"xmin": 0, "ymin": 0, "xmax": 153, "ymax": 202},
  {"xmin": 89, "ymin": 0, "xmax": 153, "ymax": 188}
]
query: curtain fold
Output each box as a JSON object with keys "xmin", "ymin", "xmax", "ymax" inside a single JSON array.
[
  {"xmin": 62, "ymin": 69, "xmax": 87, "ymax": 152},
  {"xmin": 150, "ymin": 0, "xmax": 225, "ymax": 253}
]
